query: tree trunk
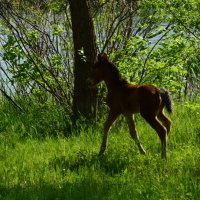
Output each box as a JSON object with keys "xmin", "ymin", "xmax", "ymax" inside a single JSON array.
[{"xmin": 69, "ymin": 0, "xmax": 98, "ymax": 120}]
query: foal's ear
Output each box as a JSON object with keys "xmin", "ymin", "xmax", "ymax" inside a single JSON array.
[
  {"xmin": 97, "ymin": 53, "xmax": 108, "ymax": 62},
  {"xmin": 102, "ymin": 53, "xmax": 108, "ymax": 61},
  {"xmin": 97, "ymin": 54, "xmax": 102, "ymax": 62}
]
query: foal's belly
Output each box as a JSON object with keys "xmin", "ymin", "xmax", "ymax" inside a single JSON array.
[
  {"xmin": 123, "ymin": 99, "xmax": 140, "ymax": 114},
  {"xmin": 106, "ymin": 96, "xmax": 140, "ymax": 114}
]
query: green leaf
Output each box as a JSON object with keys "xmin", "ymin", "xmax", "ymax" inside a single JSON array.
[{"xmin": 52, "ymin": 24, "xmax": 63, "ymax": 36}]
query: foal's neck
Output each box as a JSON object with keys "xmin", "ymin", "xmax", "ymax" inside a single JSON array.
[{"xmin": 103, "ymin": 62, "xmax": 127, "ymax": 92}]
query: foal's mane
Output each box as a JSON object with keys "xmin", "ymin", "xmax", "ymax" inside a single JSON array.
[{"xmin": 106, "ymin": 61, "xmax": 128, "ymax": 85}]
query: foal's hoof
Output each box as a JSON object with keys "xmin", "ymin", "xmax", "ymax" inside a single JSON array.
[
  {"xmin": 161, "ymin": 149, "xmax": 167, "ymax": 159},
  {"xmin": 139, "ymin": 148, "xmax": 146, "ymax": 155},
  {"xmin": 98, "ymin": 150, "xmax": 105, "ymax": 157},
  {"xmin": 161, "ymin": 153, "xmax": 167, "ymax": 159},
  {"xmin": 141, "ymin": 150, "xmax": 146, "ymax": 155}
]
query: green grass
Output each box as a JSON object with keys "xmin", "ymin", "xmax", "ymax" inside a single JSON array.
[{"xmin": 0, "ymin": 101, "xmax": 200, "ymax": 199}]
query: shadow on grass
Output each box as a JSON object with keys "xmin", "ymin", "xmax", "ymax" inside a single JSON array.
[
  {"xmin": 0, "ymin": 158, "xmax": 124, "ymax": 200},
  {"xmin": 0, "ymin": 180, "xmax": 115, "ymax": 200},
  {"xmin": 49, "ymin": 151, "xmax": 129, "ymax": 176},
  {"xmin": 0, "ymin": 153, "xmax": 132, "ymax": 200}
]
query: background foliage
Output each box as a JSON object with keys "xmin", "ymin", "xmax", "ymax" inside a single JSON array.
[{"xmin": 0, "ymin": 0, "xmax": 199, "ymax": 116}]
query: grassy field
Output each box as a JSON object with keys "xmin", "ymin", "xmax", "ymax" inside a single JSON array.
[{"xmin": 0, "ymin": 101, "xmax": 200, "ymax": 200}]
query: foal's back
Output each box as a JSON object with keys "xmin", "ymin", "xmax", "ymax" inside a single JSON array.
[{"xmin": 117, "ymin": 83, "xmax": 161, "ymax": 115}]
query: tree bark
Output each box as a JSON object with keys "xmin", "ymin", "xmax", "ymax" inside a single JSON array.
[{"xmin": 69, "ymin": 0, "xmax": 98, "ymax": 120}]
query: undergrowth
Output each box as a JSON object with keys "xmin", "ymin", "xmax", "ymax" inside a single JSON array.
[{"xmin": 0, "ymin": 100, "xmax": 200, "ymax": 200}]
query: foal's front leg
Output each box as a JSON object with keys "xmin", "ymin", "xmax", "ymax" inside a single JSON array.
[{"xmin": 99, "ymin": 111, "xmax": 119, "ymax": 155}]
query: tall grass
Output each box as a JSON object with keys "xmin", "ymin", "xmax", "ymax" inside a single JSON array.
[{"xmin": 0, "ymin": 100, "xmax": 200, "ymax": 199}]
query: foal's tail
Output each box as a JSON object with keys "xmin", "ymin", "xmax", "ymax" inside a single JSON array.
[{"xmin": 159, "ymin": 88, "xmax": 173, "ymax": 114}]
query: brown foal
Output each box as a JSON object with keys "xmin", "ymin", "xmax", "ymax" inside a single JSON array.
[{"xmin": 88, "ymin": 53, "xmax": 172, "ymax": 158}]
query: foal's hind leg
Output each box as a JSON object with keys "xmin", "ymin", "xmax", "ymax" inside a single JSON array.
[
  {"xmin": 157, "ymin": 111, "xmax": 171, "ymax": 135},
  {"xmin": 141, "ymin": 113, "xmax": 167, "ymax": 158},
  {"xmin": 124, "ymin": 114, "xmax": 146, "ymax": 155}
]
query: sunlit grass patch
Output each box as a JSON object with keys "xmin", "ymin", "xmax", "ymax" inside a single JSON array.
[{"xmin": 0, "ymin": 101, "xmax": 200, "ymax": 199}]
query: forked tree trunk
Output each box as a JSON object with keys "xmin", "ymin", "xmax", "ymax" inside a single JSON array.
[{"xmin": 69, "ymin": 0, "xmax": 98, "ymax": 120}]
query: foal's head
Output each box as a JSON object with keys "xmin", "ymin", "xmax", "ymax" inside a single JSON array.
[
  {"xmin": 88, "ymin": 53, "xmax": 127, "ymax": 87},
  {"xmin": 88, "ymin": 53, "xmax": 109, "ymax": 87}
]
